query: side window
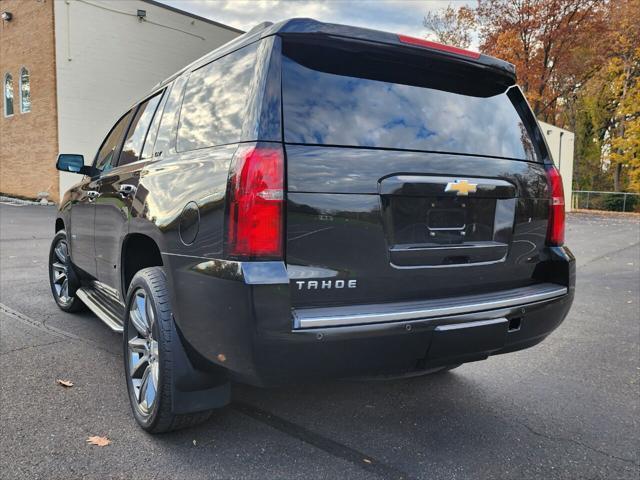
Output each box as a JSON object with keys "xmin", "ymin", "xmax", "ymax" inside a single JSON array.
[
  {"xmin": 152, "ymin": 76, "xmax": 188, "ymax": 158},
  {"xmin": 141, "ymin": 88, "xmax": 169, "ymax": 160},
  {"xmin": 4, "ymin": 73, "xmax": 14, "ymax": 117},
  {"xmin": 177, "ymin": 43, "xmax": 258, "ymax": 152},
  {"xmin": 95, "ymin": 110, "xmax": 133, "ymax": 173},
  {"xmin": 119, "ymin": 91, "xmax": 163, "ymax": 166},
  {"xmin": 20, "ymin": 68, "xmax": 31, "ymax": 113}
]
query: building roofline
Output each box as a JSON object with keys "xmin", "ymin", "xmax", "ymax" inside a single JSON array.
[
  {"xmin": 538, "ymin": 120, "xmax": 575, "ymax": 135},
  {"xmin": 141, "ymin": 0, "xmax": 244, "ymax": 34}
]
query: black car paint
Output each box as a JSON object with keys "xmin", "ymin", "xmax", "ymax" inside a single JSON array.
[
  {"xmin": 67, "ymin": 179, "xmax": 100, "ymax": 278},
  {"xmin": 56, "ymin": 19, "xmax": 574, "ymax": 402}
]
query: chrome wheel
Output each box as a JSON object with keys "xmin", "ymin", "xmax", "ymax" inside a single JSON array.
[
  {"xmin": 51, "ymin": 238, "xmax": 72, "ymax": 305},
  {"xmin": 127, "ymin": 289, "xmax": 159, "ymax": 417}
]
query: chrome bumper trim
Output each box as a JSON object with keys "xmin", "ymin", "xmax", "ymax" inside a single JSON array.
[{"xmin": 294, "ymin": 283, "xmax": 568, "ymax": 329}]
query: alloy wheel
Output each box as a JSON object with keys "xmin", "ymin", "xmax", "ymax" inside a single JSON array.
[
  {"xmin": 51, "ymin": 239, "xmax": 72, "ymax": 305},
  {"xmin": 127, "ymin": 289, "xmax": 159, "ymax": 416}
]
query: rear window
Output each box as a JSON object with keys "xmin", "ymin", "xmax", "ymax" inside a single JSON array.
[
  {"xmin": 282, "ymin": 44, "xmax": 536, "ymax": 161},
  {"xmin": 177, "ymin": 43, "xmax": 258, "ymax": 151}
]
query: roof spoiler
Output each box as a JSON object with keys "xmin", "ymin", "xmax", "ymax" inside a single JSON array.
[
  {"xmin": 276, "ymin": 18, "xmax": 516, "ymax": 83},
  {"xmin": 397, "ymin": 34, "xmax": 480, "ymax": 60},
  {"xmin": 150, "ymin": 17, "xmax": 516, "ymax": 94},
  {"xmin": 246, "ymin": 21, "xmax": 274, "ymax": 35}
]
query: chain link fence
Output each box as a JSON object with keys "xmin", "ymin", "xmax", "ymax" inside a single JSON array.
[{"xmin": 572, "ymin": 190, "xmax": 640, "ymax": 213}]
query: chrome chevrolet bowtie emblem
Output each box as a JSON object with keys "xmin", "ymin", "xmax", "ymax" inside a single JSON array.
[{"xmin": 445, "ymin": 179, "xmax": 478, "ymax": 196}]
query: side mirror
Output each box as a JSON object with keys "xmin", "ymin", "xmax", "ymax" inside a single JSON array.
[
  {"xmin": 56, "ymin": 154, "xmax": 98, "ymax": 176},
  {"xmin": 56, "ymin": 154, "xmax": 85, "ymax": 173}
]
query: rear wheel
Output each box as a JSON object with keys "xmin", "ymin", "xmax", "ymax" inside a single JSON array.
[
  {"xmin": 48, "ymin": 230, "xmax": 85, "ymax": 312},
  {"xmin": 123, "ymin": 267, "xmax": 212, "ymax": 433}
]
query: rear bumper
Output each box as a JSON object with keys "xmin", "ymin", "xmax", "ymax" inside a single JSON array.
[
  {"xmin": 293, "ymin": 283, "xmax": 567, "ymax": 328},
  {"xmin": 164, "ymin": 246, "xmax": 575, "ymax": 387},
  {"xmin": 251, "ymin": 285, "xmax": 573, "ymax": 385}
]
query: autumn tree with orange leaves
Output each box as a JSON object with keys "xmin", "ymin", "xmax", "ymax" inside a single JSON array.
[
  {"xmin": 476, "ymin": 0, "xmax": 607, "ymax": 122},
  {"xmin": 424, "ymin": 0, "xmax": 640, "ymax": 194}
]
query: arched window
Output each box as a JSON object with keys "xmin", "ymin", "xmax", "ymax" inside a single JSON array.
[
  {"xmin": 20, "ymin": 68, "xmax": 31, "ymax": 113},
  {"xmin": 4, "ymin": 73, "xmax": 14, "ymax": 117}
]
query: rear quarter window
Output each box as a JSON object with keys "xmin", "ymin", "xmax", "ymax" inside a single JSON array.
[
  {"xmin": 119, "ymin": 91, "xmax": 163, "ymax": 166},
  {"xmin": 177, "ymin": 43, "xmax": 258, "ymax": 151},
  {"xmin": 282, "ymin": 46, "xmax": 537, "ymax": 162}
]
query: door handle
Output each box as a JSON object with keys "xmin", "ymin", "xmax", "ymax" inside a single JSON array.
[
  {"xmin": 119, "ymin": 184, "xmax": 137, "ymax": 197},
  {"xmin": 87, "ymin": 190, "xmax": 100, "ymax": 201}
]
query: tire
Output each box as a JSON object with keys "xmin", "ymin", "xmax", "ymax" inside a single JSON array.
[
  {"xmin": 48, "ymin": 230, "xmax": 85, "ymax": 312},
  {"xmin": 123, "ymin": 267, "xmax": 212, "ymax": 433}
]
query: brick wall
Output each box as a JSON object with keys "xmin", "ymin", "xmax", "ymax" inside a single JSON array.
[{"xmin": 0, "ymin": 0, "xmax": 59, "ymax": 201}]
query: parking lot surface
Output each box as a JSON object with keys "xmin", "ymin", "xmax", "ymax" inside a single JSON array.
[{"xmin": 1, "ymin": 204, "xmax": 638, "ymax": 479}]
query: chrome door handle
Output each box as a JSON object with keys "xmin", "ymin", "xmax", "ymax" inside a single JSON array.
[
  {"xmin": 119, "ymin": 184, "xmax": 137, "ymax": 197},
  {"xmin": 87, "ymin": 190, "xmax": 100, "ymax": 201}
]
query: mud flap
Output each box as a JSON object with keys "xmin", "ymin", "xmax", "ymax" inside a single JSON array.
[
  {"xmin": 65, "ymin": 257, "xmax": 81, "ymax": 298},
  {"xmin": 169, "ymin": 318, "xmax": 231, "ymax": 415}
]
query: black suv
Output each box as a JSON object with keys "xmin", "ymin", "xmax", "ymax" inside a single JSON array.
[{"xmin": 50, "ymin": 19, "xmax": 575, "ymax": 433}]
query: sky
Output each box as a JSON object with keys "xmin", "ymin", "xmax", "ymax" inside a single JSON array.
[{"xmin": 161, "ymin": 0, "xmax": 473, "ymax": 39}]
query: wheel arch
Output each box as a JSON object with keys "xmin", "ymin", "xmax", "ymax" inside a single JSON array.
[
  {"xmin": 121, "ymin": 233, "xmax": 164, "ymax": 296},
  {"xmin": 55, "ymin": 217, "xmax": 65, "ymax": 232}
]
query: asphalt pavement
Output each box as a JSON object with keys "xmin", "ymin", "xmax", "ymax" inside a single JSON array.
[{"xmin": 0, "ymin": 203, "xmax": 638, "ymax": 480}]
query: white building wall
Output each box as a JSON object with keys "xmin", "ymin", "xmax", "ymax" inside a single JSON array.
[
  {"xmin": 54, "ymin": 0, "xmax": 241, "ymax": 197},
  {"xmin": 538, "ymin": 120, "xmax": 574, "ymax": 212}
]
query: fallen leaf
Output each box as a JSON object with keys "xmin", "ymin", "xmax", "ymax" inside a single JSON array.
[
  {"xmin": 193, "ymin": 440, "xmax": 197, "ymax": 446},
  {"xmin": 56, "ymin": 379, "xmax": 74, "ymax": 388},
  {"xmin": 86, "ymin": 436, "xmax": 111, "ymax": 447},
  {"xmin": 363, "ymin": 458, "xmax": 372, "ymax": 464}
]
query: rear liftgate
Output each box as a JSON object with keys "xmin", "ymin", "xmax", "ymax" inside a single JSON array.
[
  {"xmin": 382, "ymin": 174, "xmax": 516, "ymax": 364},
  {"xmin": 380, "ymin": 175, "xmax": 516, "ymax": 267}
]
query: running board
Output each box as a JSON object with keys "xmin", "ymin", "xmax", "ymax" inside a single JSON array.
[{"xmin": 76, "ymin": 287, "xmax": 124, "ymax": 333}]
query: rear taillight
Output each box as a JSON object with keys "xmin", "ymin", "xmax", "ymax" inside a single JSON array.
[
  {"xmin": 545, "ymin": 165, "xmax": 565, "ymax": 246},
  {"xmin": 226, "ymin": 144, "xmax": 284, "ymax": 259},
  {"xmin": 397, "ymin": 34, "xmax": 481, "ymax": 60}
]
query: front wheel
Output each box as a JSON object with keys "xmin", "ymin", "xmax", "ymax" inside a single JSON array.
[
  {"xmin": 123, "ymin": 267, "xmax": 212, "ymax": 433},
  {"xmin": 48, "ymin": 230, "xmax": 85, "ymax": 312}
]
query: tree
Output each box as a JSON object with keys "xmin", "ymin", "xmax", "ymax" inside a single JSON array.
[
  {"xmin": 570, "ymin": 0, "xmax": 639, "ymax": 192},
  {"xmin": 423, "ymin": 4, "xmax": 476, "ymax": 48},
  {"xmin": 573, "ymin": 100, "xmax": 606, "ymax": 191},
  {"xmin": 476, "ymin": 0, "xmax": 607, "ymax": 123},
  {"xmin": 422, "ymin": 0, "xmax": 640, "ymax": 193},
  {"xmin": 602, "ymin": 0, "xmax": 640, "ymax": 191}
]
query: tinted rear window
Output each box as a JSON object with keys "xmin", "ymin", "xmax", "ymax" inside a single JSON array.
[
  {"xmin": 177, "ymin": 43, "xmax": 258, "ymax": 151},
  {"xmin": 282, "ymin": 45, "xmax": 536, "ymax": 161}
]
